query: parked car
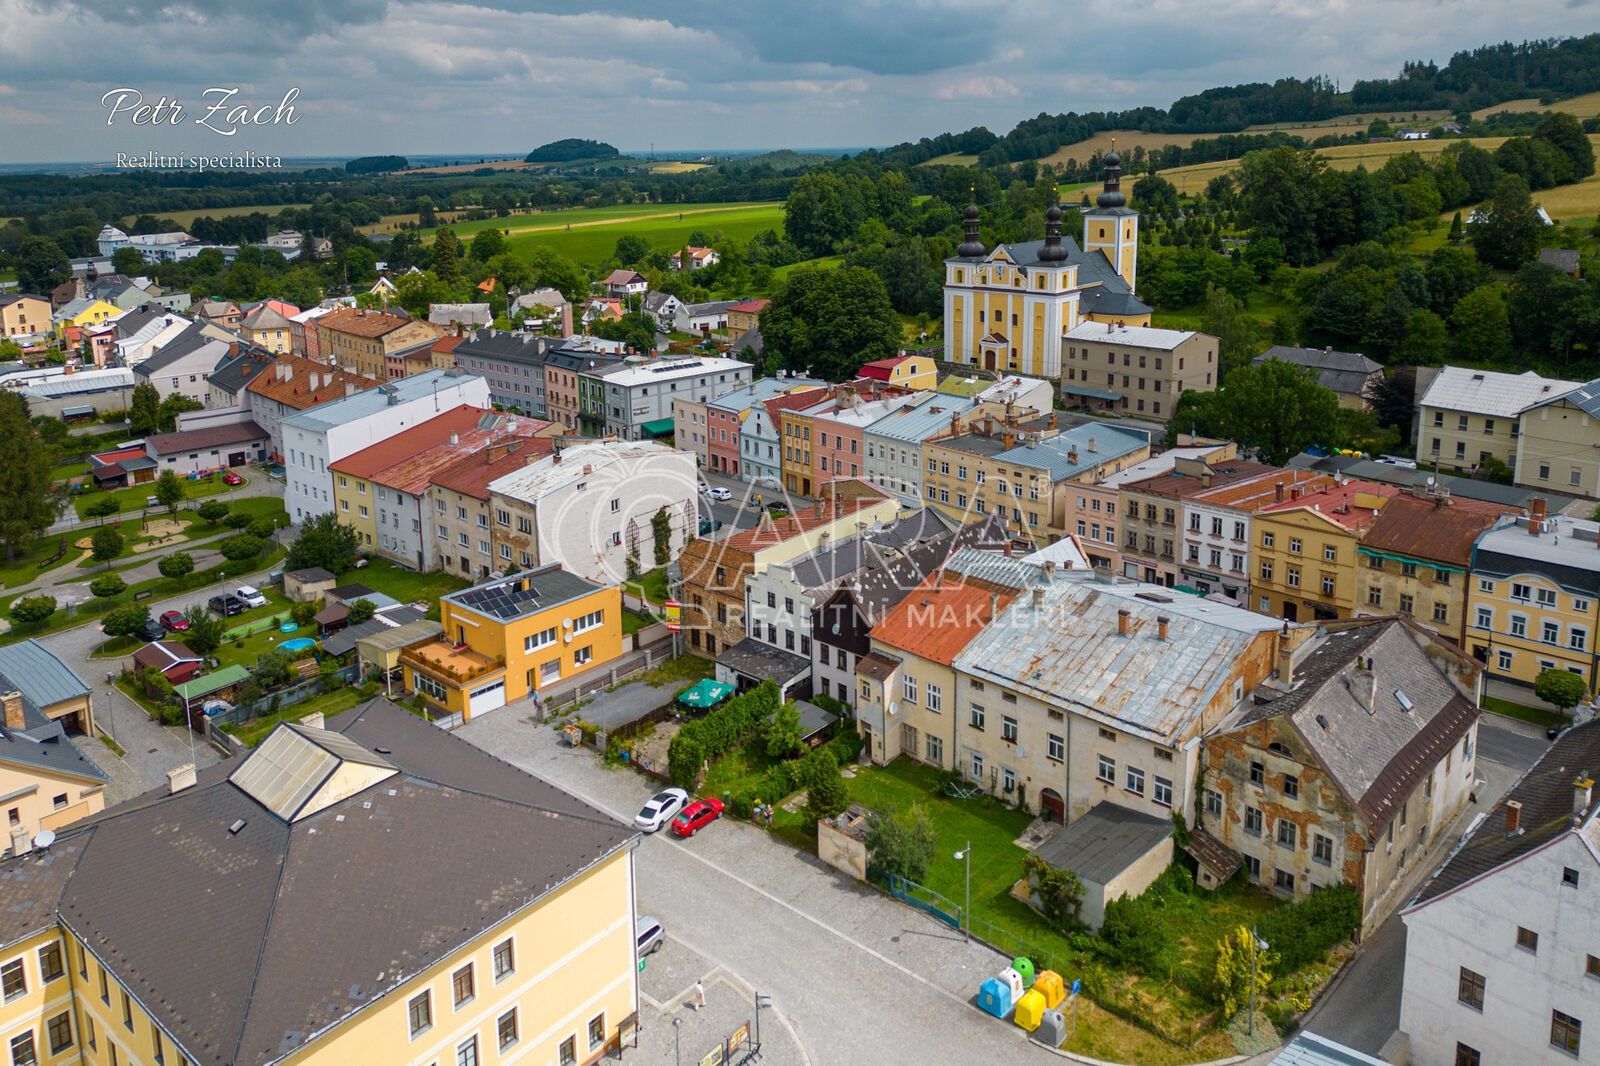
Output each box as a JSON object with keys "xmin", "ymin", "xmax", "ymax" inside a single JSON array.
[
  {"xmin": 208, "ymin": 593, "xmax": 245, "ymax": 617},
  {"xmin": 221, "ymin": 470, "xmax": 244, "ymax": 486},
  {"xmin": 670, "ymin": 797, "xmax": 725, "ymax": 837},
  {"xmin": 235, "ymin": 585, "xmax": 268, "ymax": 608},
  {"xmin": 698, "ymin": 517, "xmax": 723, "ymax": 536},
  {"xmin": 697, "ymin": 481, "xmax": 710, "ymax": 496},
  {"xmin": 145, "ymin": 496, "xmax": 160, "ymax": 508},
  {"xmin": 708, "ymin": 486, "xmax": 732, "ymax": 501},
  {"xmin": 634, "ymin": 788, "xmax": 689, "ymax": 833},
  {"xmin": 635, "ymin": 915, "xmax": 665, "ymax": 957},
  {"xmin": 134, "ymin": 618, "xmax": 165, "ymax": 642},
  {"xmin": 158, "ymin": 610, "xmax": 189, "ymax": 632}
]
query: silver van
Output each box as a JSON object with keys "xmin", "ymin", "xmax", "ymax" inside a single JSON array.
[{"xmin": 636, "ymin": 915, "xmax": 664, "ymax": 957}]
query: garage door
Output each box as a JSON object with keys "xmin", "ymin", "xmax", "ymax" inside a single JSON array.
[{"xmin": 469, "ymin": 680, "xmax": 506, "ymax": 716}]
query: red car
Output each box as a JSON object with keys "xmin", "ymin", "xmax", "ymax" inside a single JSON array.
[
  {"xmin": 159, "ymin": 610, "xmax": 189, "ymax": 632},
  {"xmin": 221, "ymin": 471, "xmax": 244, "ymax": 486},
  {"xmin": 670, "ymin": 797, "xmax": 724, "ymax": 838}
]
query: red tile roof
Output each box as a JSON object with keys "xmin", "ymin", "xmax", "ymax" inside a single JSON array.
[
  {"xmin": 429, "ymin": 436, "xmax": 556, "ymax": 500},
  {"xmin": 372, "ymin": 420, "xmax": 554, "ymax": 496},
  {"xmin": 870, "ymin": 572, "xmax": 1012, "ymax": 665},
  {"xmin": 245, "ymin": 354, "xmax": 381, "ymax": 409},
  {"xmin": 316, "ymin": 306, "xmax": 418, "ymax": 339},
  {"xmin": 728, "ymin": 299, "xmax": 769, "ymax": 314},
  {"xmin": 858, "ymin": 357, "xmax": 909, "ymax": 381},
  {"xmin": 1260, "ymin": 479, "xmax": 1402, "ymax": 532},
  {"xmin": 329, "ymin": 407, "xmax": 492, "ymax": 480}
]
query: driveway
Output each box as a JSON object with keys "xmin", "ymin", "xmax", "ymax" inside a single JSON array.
[
  {"xmin": 1299, "ymin": 716, "xmax": 1548, "ymax": 1053},
  {"xmin": 459, "ymin": 704, "xmax": 1063, "ymax": 1065}
]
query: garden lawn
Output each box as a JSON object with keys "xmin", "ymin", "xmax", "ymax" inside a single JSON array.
[
  {"xmin": 212, "ymin": 616, "xmax": 303, "ymax": 672},
  {"xmin": 0, "ymin": 532, "xmax": 81, "ymax": 590},
  {"xmin": 225, "ymin": 686, "xmax": 365, "ymax": 748},
  {"xmin": 1482, "ymin": 693, "xmax": 1566, "ymax": 729},
  {"xmin": 631, "ymin": 654, "xmax": 711, "ymax": 690},
  {"xmin": 622, "ymin": 608, "xmax": 653, "ymax": 636},
  {"xmin": 624, "ymin": 566, "xmax": 670, "ymax": 605},
  {"xmin": 73, "ymin": 475, "xmax": 235, "ymax": 519},
  {"xmin": 335, "ymin": 558, "xmax": 470, "ymax": 605},
  {"xmin": 51, "ymin": 462, "xmax": 90, "ymax": 482},
  {"xmin": 844, "ymin": 760, "xmax": 1274, "ymax": 1059}
]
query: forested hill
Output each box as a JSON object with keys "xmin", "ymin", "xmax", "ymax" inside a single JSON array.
[{"xmin": 862, "ymin": 34, "xmax": 1600, "ymax": 168}]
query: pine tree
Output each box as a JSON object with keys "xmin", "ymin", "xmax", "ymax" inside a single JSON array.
[{"xmin": 1446, "ymin": 211, "xmax": 1463, "ymax": 242}]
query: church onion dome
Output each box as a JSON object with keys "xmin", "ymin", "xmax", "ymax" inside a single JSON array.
[
  {"xmin": 957, "ymin": 202, "xmax": 987, "ymax": 258},
  {"xmin": 1038, "ymin": 203, "xmax": 1068, "ymax": 262},
  {"xmin": 1096, "ymin": 148, "xmax": 1126, "ymax": 209}
]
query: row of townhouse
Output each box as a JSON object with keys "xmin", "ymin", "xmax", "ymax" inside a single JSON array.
[
  {"xmin": 856, "ymin": 551, "xmax": 1483, "ymax": 937},
  {"xmin": 1417, "ymin": 365, "xmax": 1600, "ymax": 500}
]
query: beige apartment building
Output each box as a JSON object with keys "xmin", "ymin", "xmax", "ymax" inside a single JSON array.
[
  {"xmin": 1061, "ymin": 323, "xmax": 1219, "ymax": 421},
  {"xmin": 1514, "ymin": 375, "xmax": 1600, "ymax": 499},
  {"xmin": 315, "ymin": 307, "xmax": 444, "ymax": 380},
  {"xmin": 1415, "ymin": 366, "xmax": 1577, "ymax": 476}
]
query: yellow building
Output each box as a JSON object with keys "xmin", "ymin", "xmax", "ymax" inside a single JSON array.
[
  {"xmin": 858, "ymin": 354, "xmax": 937, "ymax": 391},
  {"xmin": 942, "ymin": 151, "xmax": 1149, "ymax": 379},
  {"xmin": 403, "ymin": 565, "xmax": 623, "ymax": 719},
  {"xmin": 1252, "ymin": 481, "xmax": 1401, "ymax": 623},
  {"xmin": 0, "ymin": 295, "xmax": 50, "ymax": 340},
  {"xmin": 1414, "ymin": 366, "xmax": 1577, "ymax": 477},
  {"xmin": 0, "ymin": 702, "xmax": 640, "ymax": 1066},
  {"xmin": 1514, "ymin": 375, "xmax": 1600, "ymax": 500},
  {"xmin": 238, "ymin": 304, "xmax": 294, "ymax": 353},
  {"xmin": 1464, "ymin": 501, "xmax": 1600, "ymax": 691},
  {"xmin": 779, "ymin": 403, "xmax": 820, "ymax": 496},
  {"xmin": 315, "ymin": 306, "xmax": 445, "ymax": 381},
  {"xmin": 922, "ymin": 418, "xmax": 1150, "ymax": 546},
  {"xmin": 51, "ymin": 298, "xmax": 119, "ymax": 341}
]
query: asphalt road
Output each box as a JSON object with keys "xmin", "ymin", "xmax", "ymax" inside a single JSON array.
[
  {"xmin": 1299, "ymin": 716, "xmax": 1549, "ymax": 1053},
  {"xmin": 696, "ymin": 468, "xmax": 817, "ymax": 536},
  {"xmin": 459, "ymin": 704, "xmax": 1064, "ymax": 1066}
]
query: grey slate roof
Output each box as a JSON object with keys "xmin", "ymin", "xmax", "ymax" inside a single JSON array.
[
  {"xmin": 1254, "ymin": 346, "xmax": 1382, "ymax": 398},
  {"xmin": 729, "ymin": 327, "xmax": 764, "ymax": 356},
  {"xmin": 717, "ymin": 637, "xmax": 811, "ymax": 683},
  {"xmin": 206, "ymin": 349, "xmax": 274, "ymax": 396},
  {"xmin": 1236, "ymin": 618, "xmax": 1479, "ymax": 837},
  {"xmin": 1034, "ymin": 801, "xmax": 1172, "ymax": 884},
  {"xmin": 793, "ymin": 700, "xmax": 838, "ymax": 741},
  {"xmin": 21, "ymin": 699, "xmax": 634, "ymax": 1066},
  {"xmin": 0, "ymin": 720, "xmax": 108, "ymax": 784},
  {"xmin": 453, "ymin": 329, "xmax": 554, "ymax": 367},
  {"xmin": 1414, "ymin": 718, "xmax": 1600, "ymax": 905},
  {"xmin": 319, "ymin": 605, "xmax": 428, "ymax": 657},
  {"xmin": 829, "ymin": 515, "xmax": 1013, "ymax": 625},
  {"xmin": 1538, "ymin": 248, "xmax": 1580, "ymax": 274},
  {"xmin": 1288, "ymin": 453, "xmax": 1580, "ymax": 511},
  {"xmin": 865, "ymin": 392, "xmax": 977, "ymax": 443},
  {"xmin": 786, "ymin": 509, "xmax": 957, "ymax": 593}
]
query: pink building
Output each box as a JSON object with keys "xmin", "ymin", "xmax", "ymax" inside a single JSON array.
[
  {"xmin": 707, "ymin": 404, "xmax": 743, "ymax": 476},
  {"xmin": 812, "ymin": 394, "xmax": 922, "ymax": 488}
]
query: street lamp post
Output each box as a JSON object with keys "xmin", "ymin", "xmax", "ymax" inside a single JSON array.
[
  {"xmin": 953, "ymin": 841, "xmax": 971, "ymax": 942},
  {"xmin": 754, "ymin": 992, "xmax": 770, "ymax": 1051},
  {"xmin": 1248, "ymin": 928, "xmax": 1268, "ymax": 1036},
  {"xmin": 672, "ymin": 1015, "xmax": 682, "ymax": 1066}
]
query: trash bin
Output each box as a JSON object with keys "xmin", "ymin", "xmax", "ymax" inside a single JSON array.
[
  {"xmin": 997, "ymin": 967, "xmax": 1024, "ymax": 1001},
  {"xmin": 1011, "ymin": 957, "xmax": 1035, "ymax": 988},
  {"xmin": 977, "ymin": 976, "xmax": 1013, "ymax": 1019},
  {"xmin": 1014, "ymin": 988, "xmax": 1046, "ymax": 1031},
  {"xmin": 1034, "ymin": 969, "xmax": 1065, "ymax": 1009},
  {"xmin": 1033, "ymin": 1008, "xmax": 1066, "ymax": 1046}
]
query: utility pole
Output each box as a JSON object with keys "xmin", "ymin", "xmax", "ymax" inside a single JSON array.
[
  {"xmin": 953, "ymin": 841, "xmax": 971, "ymax": 941},
  {"xmin": 672, "ymin": 1016, "xmax": 682, "ymax": 1066}
]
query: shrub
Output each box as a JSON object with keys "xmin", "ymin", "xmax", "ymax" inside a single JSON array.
[
  {"xmin": 1213, "ymin": 924, "xmax": 1275, "ymax": 1020},
  {"xmin": 291, "ymin": 600, "xmax": 318, "ymax": 626},
  {"xmin": 1099, "ymin": 895, "xmax": 1176, "ymax": 976},
  {"xmin": 219, "ymin": 534, "xmax": 264, "ymax": 561},
  {"xmin": 811, "ymin": 692, "xmax": 850, "ymax": 720},
  {"xmin": 158, "ymin": 551, "xmax": 195, "ymax": 580},
  {"xmin": 865, "ymin": 805, "xmax": 936, "ymax": 882},
  {"xmin": 9, "ymin": 595, "xmax": 56, "ymax": 627},
  {"xmin": 1023, "ymin": 854, "xmax": 1086, "ymax": 935},
  {"xmin": 826, "ymin": 727, "xmax": 864, "ymax": 765},
  {"xmin": 804, "ymin": 748, "xmax": 848, "ymax": 820},
  {"xmin": 1535, "ymin": 667, "xmax": 1588, "ymax": 711},
  {"xmin": 763, "ymin": 701, "xmax": 802, "ymax": 758},
  {"xmin": 247, "ymin": 517, "xmax": 276, "ymax": 539},
  {"xmin": 347, "ymin": 598, "xmax": 377, "ymax": 624},
  {"xmin": 358, "ymin": 679, "xmax": 380, "ymax": 699},
  {"xmin": 224, "ymin": 512, "xmax": 254, "ymax": 529},
  {"xmin": 196, "ymin": 500, "xmax": 229, "ymax": 525},
  {"xmin": 89, "ymin": 574, "xmax": 127, "ymax": 598},
  {"xmin": 666, "ymin": 679, "xmax": 780, "ymax": 788},
  {"xmin": 84, "ymin": 496, "xmax": 120, "ymax": 523},
  {"xmin": 1254, "ymin": 883, "xmax": 1361, "ymax": 972}
]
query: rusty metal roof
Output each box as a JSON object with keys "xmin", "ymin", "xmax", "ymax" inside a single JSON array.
[
  {"xmin": 1358, "ymin": 492, "xmax": 1515, "ymax": 567},
  {"xmin": 954, "ymin": 574, "xmax": 1278, "ymax": 741}
]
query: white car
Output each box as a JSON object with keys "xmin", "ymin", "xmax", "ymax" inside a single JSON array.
[
  {"xmin": 634, "ymin": 788, "xmax": 690, "ymax": 833},
  {"xmin": 235, "ymin": 585, "xmax": 268, "ymax": 609},
  {"xmin": 698, "ymin": 481, "xmax": 710, "ymax": 496},
  {"xmin": 708, "ymin": 486, "xmax": 733, "ymax": 501}
]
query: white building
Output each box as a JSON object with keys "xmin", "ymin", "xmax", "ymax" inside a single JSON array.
[
  {"xmin": 1400, "ymin": 722, "xmax": 1600, "ymax": 1066},
  {"xmin": 487, "ymin": 440, "xmax": 697, "ymax": 587},
  {"xmin": 279, "ymin": 368, "xmax": 489, "ymax": 522}
]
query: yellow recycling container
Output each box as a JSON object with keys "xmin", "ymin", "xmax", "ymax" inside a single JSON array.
[{"xmin": 1014, "ymin": 988, "xmax": 1046, "ymax": 1032}]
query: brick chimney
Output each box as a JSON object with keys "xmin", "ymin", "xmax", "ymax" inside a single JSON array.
[
  {"xmin": 1157, "ymin": 615, "xmax": 1170, "ymax": 641},
  {"xmin": 1529, "ymin": 497, "xmax": 1548, "ymax": 535},
  {"xmin": 1117, "ymin": 608, "xmax": 1131, "ymax": 637},
  {"xmin": 0, "ymin": 692, "xmax": 22, "ymax": 732},
  {"xmin": 1506, "ymin": 799, "xmax": 1523, "ymax": 835},
  {"xmin": 1274, "ymin": 481, "xmax": 1285, "ymax": 503}
]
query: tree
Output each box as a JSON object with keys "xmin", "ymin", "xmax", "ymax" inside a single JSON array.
[
  {"xmin": 225, "ymin": 512, "xmax": 254, "ymax": 529},
  {"xmin": 101, "ymin": 604, "xmax": 151, "ymax": 638},
  {"xmin": 277, "ymin": 267, "xmax": 325, "ymax": 309},
  {"xmin": 247, "ymin": 517, "xmax": 276, "ymax": 539},
  {"xmin": 154, "ymin": 468, "xmax": 185, "ymax": 514},
  {"xmin": 90, "ymin": 526, "xmax": 123, "ymax": 568},
  {"xmin": 8, "ymin": 595, "xmax": 56, "ymax": 628},
  {"xmin": 1471, "ymin": 175, "xmax": 1541, "ymax": 271},
  {"xmin": 416, "ymin": 196, "xmax": 438, "ymax": 228},
  {"xmin": 1535, "ymin": 668, "xmax": 1588, "ymax": 712},
  {"xmin": 1213, "ymin": 924, "xmax": 1275, "ymax": 1021},
  {"xmin": 469, "ymin": 228, "xmax": 506, "ymax": 262},
  {"xmin": 157, "ymin": 552, "xmax": 195, "ymax": 580},
  {"xmin": 1177, "ymin": 359, "xmax": 1341, "ymax": 465},
  {"xmin": 111, "ymin": 247, "xmax": 147, "ymax": 275},
  {"xmin": 156, "ymin": 394, "xmax": 203, "ymax": 432},
  {"xmin": 762, "ymin": 266, "xmax": 900, "ymax": 381},
  {"xmin": 253, "ymin": 649, "xmax": 294, "ymax": 688},
  {"xmin": 804, "ymin": 748, "xmax": 848, "ymax": 821},
  {"xmin": 84, "ymin": 496, "xmax": 120, "ymax": 525},
  {"xmin": 89, "ymin": 574, "xmax": 127, "ymax": 598},
  {"xmin": 14, "ymin": 237, "xmax": 69, "ymax": 294},
  {"xmin": 430, "ymin": 229, "xmax": 461, "ymax": 283},
  {"xmin": 128, "ymin": 382, "xmax": 161, "ymax": 436},
  {"xmin": 1395, "ymin": 309, "xmax": 1448, "ymax": 366},
  {"xmin": 1021, "ymin": 854, "xmax": 1086, "ymax": 934},
  {"xmin": 764, "ymin": 702, "xmax": 803, "ymax": 759},
  {"xmin": 525, "ymin": 246, "xmax": 587, "ymax": 302},
  {"xmin": 865, "ymin": 806, "xmax": 937, "ymax": 883},
  {"xmin": 1370, "ymin": 368, "xmax": 1417, "ymax": 440},
  {"xmin": 182, "ymin": 606, "xmax": 226, "ymax": 657},
  {"xmin": 347, "ymin": 598, "xmax": 377, "ymax": 624},
  {"xmin": 613, "ymin": 234, "xmax": 650, "ymax": 267},
  {"xmin": 1446, "ymin": 211, "xmax": 1464, "ymax": 242},
  {"xmin": 219, "ymin": 534, "xmax": 264, "ymax": 561},
  {"xmin": 196, "ymin": 500, "xmax": 229, "ymax": 526},
  {"xmin": 1449, "ymin": 285, "xmax": 1512, "ymax": 363},
  {"xmin": 1534, "ymin": 112, "xmax": 1596, "ymax": 181},
  {"xmin": 0, "ymin": 394, "xmax": 62, "ymax": 563},
  {"xmin": 1200, "ymin": 283, "xmax": 1264, "ymax": 377},
  {"xmin": 651, "ymin": 506, "xmax": 672, "ymax": 568},
  {"xmin": 285, "ymin": 512, "xmax": 361, "ymax": 573}
]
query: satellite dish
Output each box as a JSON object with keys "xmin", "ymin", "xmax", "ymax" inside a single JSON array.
[
  {"xmin": 1426, "ymin": 476, "xmax": 1436, "ymax": 488},
  {"xmin": 32, "ymin": 830, "xmax": 55, "ymax": 850}
]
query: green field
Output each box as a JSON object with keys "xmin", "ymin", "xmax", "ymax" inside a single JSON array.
[
  {"xmin": 121, "ymin": 203, "xmax": 306, "ymax": 227},
  {"xmin": 499, "ymin": 202, "xmax": 786, "ymax": 266}
]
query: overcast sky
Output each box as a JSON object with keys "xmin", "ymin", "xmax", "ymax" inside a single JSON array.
[{"xmin": 0, "ymin": 0, "xmax": 1585, "ymax": 164}]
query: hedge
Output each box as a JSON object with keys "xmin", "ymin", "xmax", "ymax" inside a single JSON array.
[
  {"xmin": 1254, "ymin": 882, "xmax": 1361, "ymax": 971},
  {"xmin": 667, "ymin": 679, "xmax": 780, "ymax": 788}
]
